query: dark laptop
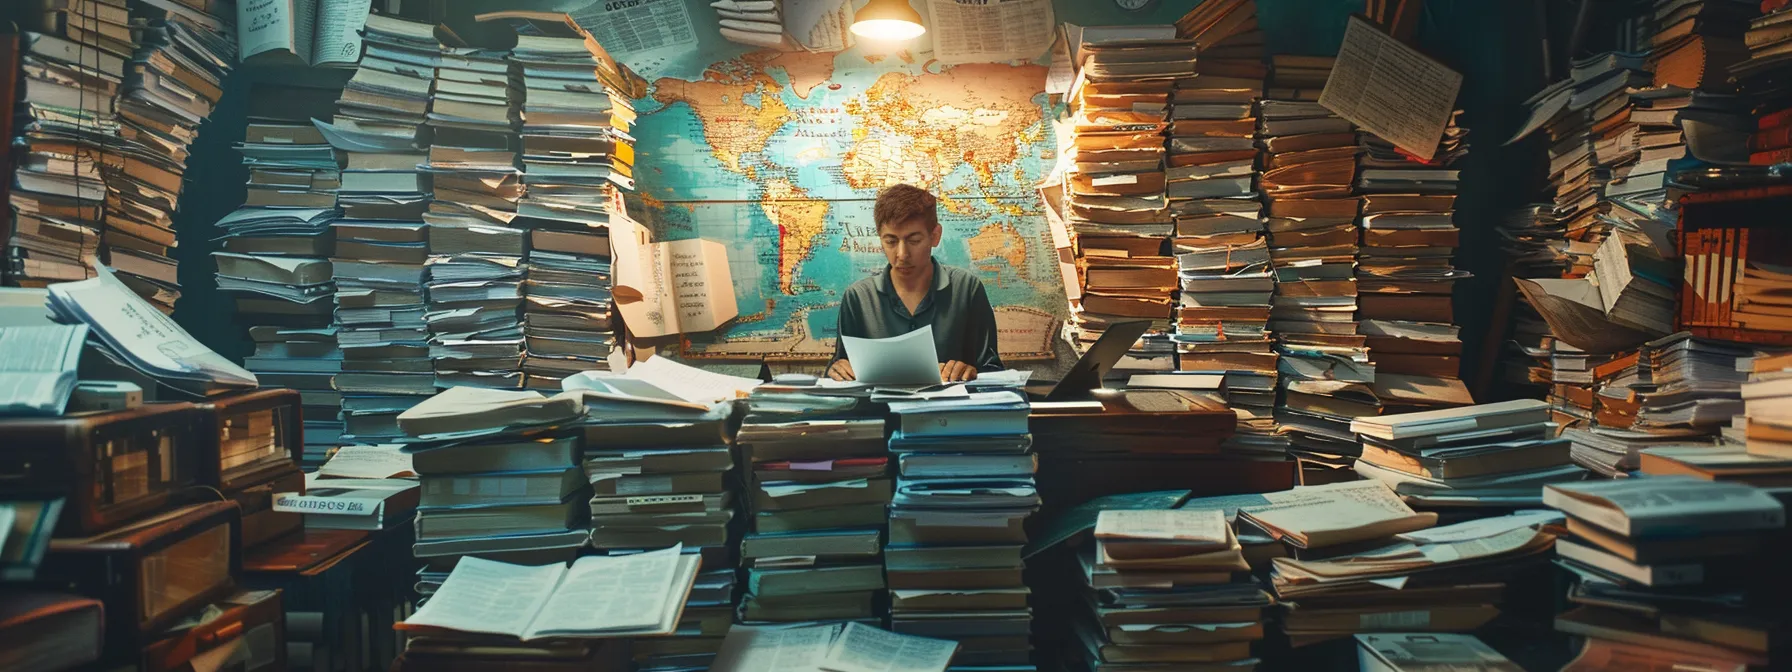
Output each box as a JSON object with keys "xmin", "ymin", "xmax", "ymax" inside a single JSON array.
[{"xmin": 1023, "ymin": 320, "xmax": 1155, "ymax": 401}]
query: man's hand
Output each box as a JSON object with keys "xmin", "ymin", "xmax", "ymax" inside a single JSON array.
[
  {"xmin": 827, "ymin": 359, "xmax": 856, "ymax": 381},
  {"xmin": 940, "ymin": 360, "xmax": 978, "ymax": 382}
]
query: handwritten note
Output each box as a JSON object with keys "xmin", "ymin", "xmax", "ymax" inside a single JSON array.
[{"xmin": 1319, "ymin": 16, "xmax": 1463, "ymax": 161}]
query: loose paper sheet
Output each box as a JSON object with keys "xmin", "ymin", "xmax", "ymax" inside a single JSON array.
[
  {"xmin": 711, "ymin": 624, "xmax": 838, "ymax": 672},
  {"xmin": 0, "ymin": 323, "xmax": 86, "ymax": 416},
  {"xmin": 925, "ymin": 0, "xmax": 1055, "ymax": 64},
  {"xmin": 527, "ymin": 546, "xmax": 682, "ymax": 637},
  {"xmin": 1319, "ymin": 16, "xmax": 1463, "ymax": 161},
  {"xmin": 1095, "ymin": 509, "xmax": 1228, "ymax": 543},
  {"xmin": 822, "ymin": 622, "xmax": 956, "ymax": 672},
  {"xmin": 626, "ymin": 355, "xmax": 761, "ymax": 404},
  {"xmin": 236, "ymin": 0, "xmax": 298, "ymax": 61},
  {"xmin": 842, "ymin": 326, "xmax": 941, "ymax": 386},
  {"xmin": 316, "ymin": 444, "xmax": 415, "ymax": 479},
  {"xmin": 48, "ymin": 266, "xmax": 256, "ymax": 390},
  {"xmin": 312, "ymin": 0, "xmax": 372, "ymax": 66},
  {"xmin": 403, "ymin": 557, "xmax": 566, "ymax": 637}
]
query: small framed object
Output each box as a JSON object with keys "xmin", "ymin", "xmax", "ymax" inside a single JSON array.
[
  {"xmin": 191, "ymin": 389, "xmax": 302, "ymax": 492},
  {"xmin": 0, "ymin": 402, "xmax": 205, "ymax": 536},
  {"xmin": 42, "ymin": 501, "xmax": 241, "ymax": 654}
]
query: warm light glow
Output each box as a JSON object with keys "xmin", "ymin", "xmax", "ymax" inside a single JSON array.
[
  {"xmin": 850, "ymin": 18, "xmax": 926, "ymax": 40},
  {"xmin": 851, "ymin": 0, "xmax": 926, "ymax": 41}
]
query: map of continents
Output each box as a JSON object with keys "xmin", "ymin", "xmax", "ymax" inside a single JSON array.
[{"xmin": 634, "ymin": 48, "xmax": 1065, "ymax": 361}]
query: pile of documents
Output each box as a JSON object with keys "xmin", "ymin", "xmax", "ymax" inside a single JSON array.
[
  {"xmin": 571, "ymin": 372, "xmax": 736, "ymax": 671},
  {"xmin": 1547, "ymin": 478, "xmax": 1786, "ymax": 669},
  {"xmin": 216, "ymin": 108, "xmax": 345, "ymax": 463},
  {"xmin": 735, "ymin": 386, "xmax": 889, "ymax": 623},
  {"xmin": 710, "ymin": 621, "xmax": 960, "ymax": 672},
  {"xmin": 1257, "ymin": 59, "xmax": 1375, "ymax": 470},
  {"xmin": 1743, "ymin": 350, "xmax": 1792, "ymax": 458},
  {"xmin": 9, "ymin": 27, "xmax": 124, "ymax": 285},
  {"xmin": 504, "ymin": 23, "xmax": 644, "ymax": 385},
  {"xmin": 1350, "ymin": 399, "xmax": 1585, "ymax": 508},
  {"xmin": 422, "ymin": 35, "xmax": 526, "ymax": 391},
  {"xmin": 1354, "ymin": 111, "xmax": 1473, "ymax": 416},
  {"xmin": 1074, "ymin": 509, "xmax": 1270, "ymax": 669},
  {"xmin": 1059, "ymin": 25, "xmax": 1194, "ymax": 373},
  {"xmin": 1254, "ymin": 489, "xmax": 1557, "ymax": 646},
  {"xmin": 399, "ymin": 386, "xmax": 593, "ymax": 594},
  {"xmin": 886, "ymin": 390, "xmax": 1039, "ymax": 666},
  {"xmin": 1562, "ymin": 334, "xmax": 1751, "ymax": 475},
  {"xmin": 325, "ymin": 15, "xmax": 444, "ymax": 444}
]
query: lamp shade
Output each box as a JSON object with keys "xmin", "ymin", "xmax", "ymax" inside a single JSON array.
[{"xmin": 850, "ymin": 0, "xmax": 926, "ymax": 40}]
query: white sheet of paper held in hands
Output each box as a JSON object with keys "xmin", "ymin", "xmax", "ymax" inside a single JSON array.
[{"xmin": 841, "ymin": 326, "xmax": 941, "ymax": 386}]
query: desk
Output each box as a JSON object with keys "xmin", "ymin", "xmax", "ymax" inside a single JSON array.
[
  {"xmin": 1029, "ymin": 396, "xmax": 1297, "ymax": 526},
  {"xmin": 244, "ymin": 525, "xmax": 413, "ymax": 672}
]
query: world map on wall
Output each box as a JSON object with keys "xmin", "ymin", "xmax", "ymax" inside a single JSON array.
[{"xmin": 632, "ymin": 47, "xmax": 1066, "ymax": 360}]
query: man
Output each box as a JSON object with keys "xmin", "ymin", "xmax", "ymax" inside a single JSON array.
[{"xmin": 827, "ymin": 184, "xmax": 1002, "ymax": 382}]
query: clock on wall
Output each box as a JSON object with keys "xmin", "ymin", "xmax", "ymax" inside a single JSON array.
[{"xmin": 1114, "ymin": 0, "xmax": 1160, "ymax": 11}]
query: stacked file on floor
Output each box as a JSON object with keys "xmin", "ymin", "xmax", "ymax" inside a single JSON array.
[
  {"xmin": 735, "ymin": 386, "xmax": 890, "ymax": 624},
  {"xmin": 1547, "ymin": 478, "xmax": 1785, "ymax": 669},
  {"xmin": 323, "ymin": 15, "xmax": 442, "ymax": 444},
  {"xmin": 1073, "ymin": 509, "xmax": 1269, "ymax": 670},
  {"xmin": 886, "ymin": 389, "xmax": 1039, "ymax": 666},
  {"xmin": 1350, "ymin": 399, "xmax": 1584, "ymax": 508}
]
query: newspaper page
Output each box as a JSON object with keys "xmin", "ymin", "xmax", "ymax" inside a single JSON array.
[
  {"xmin": 821, "ymin": 622, "xmax": 956, "ymax": 672},
  {"xmin": 0, "ymin": 323, "xmax": 87, "ymax": 415},
  {"xmin": 1319, "ymin": 15, "xmax": 1462, "ymax": 161},
  {"xmin": 570, "ymin": 0, "xmax": 698, "ymax": 79},
  {"xmin": 925, "ymin": 0, "xmax": 1055, "ymax": 65},
  {"xmin": 711, "ymin": 624, "xmax": 839, "ymax": 672}
]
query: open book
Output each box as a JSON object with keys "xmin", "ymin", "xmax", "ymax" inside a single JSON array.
[
  {"xmin": 611, "ymin": 217, "xmax": 737, "ymax": 338},
  {"xmin": 237, "ymin": 0, "xmax": 372, "ymax": 67},
  {"xmin": 399, "ymin": 546, "xmax": 699, "ymax": 640},
  {"xmin": 0, "ymin": 323, "xmax": 87, "ymax": 416}
]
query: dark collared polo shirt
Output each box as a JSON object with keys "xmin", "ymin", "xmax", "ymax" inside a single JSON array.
[{"xmin": 830, "ymin": 257, "xmax": 1003, "ymax": 372}]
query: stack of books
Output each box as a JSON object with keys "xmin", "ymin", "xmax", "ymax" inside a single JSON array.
[
  {"xmin": 1738, "ymin": 4, "xmax": 1792, "ymax": 164},
  {"xmin": 1256, "ymin": 59, "xmax": 1372, "ymax": 473},
  {"xmin": 1061, "ymin": 26, "xmax": 1194, "ymax": 373},
  {"xmin": 502, "ymin": 20, "xmax": 645, "ymax": 386},
  {"xmin": 400, "ymin": 387, "xmax": 593, "ymax": 596},
  {"xmin": 886, "ymin": 390, "xmax": 1039, "ymax": 666},
  {"xmin": 325, "ymin": 15, "xmax": 443, "ymax": 445},
  {"xmin": 9, "ymin": 28, "xmax": 124, "ymax": 284},
  {"xmin": 218, "ymin": 103, "xmax": 347, "ymax": 466},
  {"xmin": 106, "ymin": 0, "xmax": 235, "ymax": 310},
  {"xmin": 422, "ymin": 40, "xmax": 526, "ymax": 391},
  {"xmin": 1074, "ymin": 509, "xmax": 1270, "ymax": 670},
  {"xmin": 735, "ymin": 386, "xmax": 889, "ymax": 624},
  {"xmin": 574, "ymin": 376, "xmax": 736, "ymax": 671},
  {"xmin": 1253, "ymin": 489, "xmax": 1558, "ymax": 646},
  {"xmin": 1634, "ymin": 333, "xmax": 1750, "ymax": 437},
  {"xmin": 1355, "ymin": 111, "xmax": 1472, "ymax": 416},
  {"xmin": 1547, "ymin": 478, "xmax": 1786, "ymax": 668},
  {"xmin": 1744, "ymin": 350, "xmax": 1792, "ymax": 458},
  {"xmin": 1349, "ymin": 399, "xmax": 1584, "ymax": 509}
]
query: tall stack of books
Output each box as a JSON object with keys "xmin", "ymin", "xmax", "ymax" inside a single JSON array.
[
  {"xmin": 1354, "ymin": 111, "xmax": 1472, "ymax": 415},
  {"xmin": 1074, "ymin": 509, "xmax": 1270, "ymax": 671},
  {"xmin": 1166, "ymin": 6, "xmax": 1283, "ymax": 457},
  {"xmin": 885, "ymin": 390, "xmax": 1039, "ymax": 667},
  {"xmin": 1257, "ymin": 58, "xmax": 1371, "ymax": 473},
  {"xmin": 1738, "ymin": 2, "xmax": 1792, "ymax": 164},
  {"xmin": 1251, "ymin": 486, "xmax": 1558, "ymax": 646},
  {"xmin": 1349, "ymin": 399, "xmax": 1583, "ymax": 510},
  {"xmin": 573, "ymin": 379, "xmax": 735, "ymax": 672},
  {"xmin": 402, "ymin": 387, "xmax": 591, "ymax": 597},
  {"xmin": 1061, "ymin": 26, "xmax": 1194, "ymax": 373},
  {"xmin": 422, "ymin": 41, "xmax": 526, "ymax": 391},
  {"xmin": 9, "ymin": 24, "xmax": 126, "ymax": 284},
  {"xmin": 325, "ymin": 15, "xmax": 442, "ymax": 445},
  {"xmin": 735, "ymin": 386, "xmax": 889, "ymax": 624},
  {"xmin": 502, "ymin": 21, "xmax": 645, "ymax": 387},
  {"xmin": 1547, "ymin": 478, "xmax": 1786, "ymax": 669},
  {"xmin": 217, "ymin": 108, "xmax": 344, "ymax": 465},
  {"xmin": 107, "ymin": 0, "xmax": 236, "ymax": 311}
]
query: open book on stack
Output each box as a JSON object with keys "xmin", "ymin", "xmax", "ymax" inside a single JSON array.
[{"xmin": 400, "ymin": 547, "xmax": 700, "ymax": 641}]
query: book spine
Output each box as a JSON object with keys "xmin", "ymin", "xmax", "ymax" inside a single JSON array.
[
  {"xmin": 1759, "ymin": 106, "xmax": 1792, "ymax": 132},
  {"xmin": 1748, "ymin": 124, "xmax": 1792, "ymax": 153},
  {"xmin": 1748, "ymin": 147, "xmax": 1792, "ymax": 165}
]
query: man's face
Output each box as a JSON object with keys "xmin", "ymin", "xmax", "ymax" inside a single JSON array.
[{"xmin": 879, "ymin": 216, "xmax": 941, "ymax": 279}]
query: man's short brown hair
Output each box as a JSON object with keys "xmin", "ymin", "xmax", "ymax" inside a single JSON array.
[{"xmin": 873, "ymin": 184, "xmax": 939, "ymax": 231}]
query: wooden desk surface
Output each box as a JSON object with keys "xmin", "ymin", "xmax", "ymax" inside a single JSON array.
[{"xmin": 244, "ymin": 529, "xmax": 371, "ymax": 576}]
